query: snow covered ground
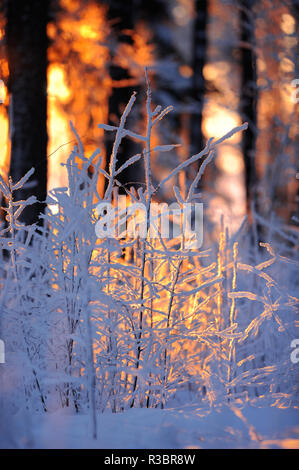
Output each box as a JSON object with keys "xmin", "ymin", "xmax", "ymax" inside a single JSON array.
[{"xmin": 4, "ymin": 404, "xmax": 298, "ymax": 449}]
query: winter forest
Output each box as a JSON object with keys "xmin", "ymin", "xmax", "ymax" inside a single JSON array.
[{"xmin": 0, "ymin": 0, "xmax": 298, "ymax": 450}]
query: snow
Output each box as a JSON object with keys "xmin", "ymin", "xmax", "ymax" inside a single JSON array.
[{"xmin": 2, "ymin": 404, "xmax": 298, "ymax": 449}]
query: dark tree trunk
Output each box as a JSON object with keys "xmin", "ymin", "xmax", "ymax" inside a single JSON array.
[
  {"xmin": 5, "ymin": 0, "xmax": 48, "ymax": 225},
  {"xmin": 292, "ymin": 0, "xmax": 299, "ymax": 44},
  {"xmin": 105, "ymin": 0, "xmax": 143, "ymax": 194},
  {"xmin": 190, "ymin": 0, "xmax": 208, "ymax": 157},
  {"xmin": 292, "ymin": 0, "xmax": 299, "ymax": 223},
  {"xmin": 239, "ymin": 0, "xmax": 258, "ymax": 214}
]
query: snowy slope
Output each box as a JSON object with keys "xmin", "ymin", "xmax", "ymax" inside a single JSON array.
[{"xmin": 3, "ymin": 405, "xmax": 298, "ymax": 449}]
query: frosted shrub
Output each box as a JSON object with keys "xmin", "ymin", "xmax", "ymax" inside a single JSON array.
[{"xmin": 0, "ymin": 71, "xmax": 298, "ymax": 432}]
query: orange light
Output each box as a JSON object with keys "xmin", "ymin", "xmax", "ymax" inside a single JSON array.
[
  {"xmin": 280, "ymin": 14, "xmax": 295, "ymax": 35},
  {"xmin": 0, "ymin": 107, "xmax": 9, "ymax": 175},
  {"xmin": 48, "ymin": 64, "xmax": 71, "ymax": 103},
  {"xmin": 0, "ymin": 79, "xmax": 6, "ymax": 103},
  {"xmin": 47, "ymin": 0, "xmax": 109, "ymax": 193},
  {"xmin": 79, "ymin": 24, "xmax": 99, "ymax": 40},
  {"xmin": 203, "ymin": 103, "xmax": 241, "ymax": 143},
  {"xmin": 179, "ymin": 65, "xmax": 193, "ymax": 78},
  {"xmin": 216, "ymin": 145, "xmax": 245, "ymax": 175}
]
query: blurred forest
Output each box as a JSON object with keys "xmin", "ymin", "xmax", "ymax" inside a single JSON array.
[{"xmin": 0, "ymin": 0, "xmax": 298, "ymax": 235}]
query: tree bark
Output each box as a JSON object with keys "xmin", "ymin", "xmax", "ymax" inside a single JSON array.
[
  {"xmin": 6, "ymin": 0, "xmax": 48, "ymax": 225},
  {"xmin": 105, "ymin": 0, "xmax": 143, "ymax": 194},
  {"xmin": 190, "ymin": 0, "xmax": 208, "ymax": 157},
  {"xmin": 291, "ymin": 0, "xmax": 299, "ymax": 223},
  {"xmin": 239, "ymin": 0, "xmax": 258, "ymax": 214}
]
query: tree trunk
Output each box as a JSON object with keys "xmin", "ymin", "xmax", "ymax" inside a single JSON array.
[
  {"xmin": 292, "ymin": 0, "xmax": 299, "ymax": 223},
  {"xmin": 6, "ymin": 0, "xmax": 48, "ymax": 225},
  {"xmin": 239, "ymin": 0, "xmax": 258, "ymax": 214},
  {"xmin": 105, "ymin": 0, "xmax": 143, "ymax": 194},
  {"xmin": 190, "ymin": 0, "xmax": 208, "ymax": 157}
]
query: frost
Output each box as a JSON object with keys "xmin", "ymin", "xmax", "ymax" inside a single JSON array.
[{"xmin": 0, "ymin": 73, "xmax": 298, "ymax": 447}]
